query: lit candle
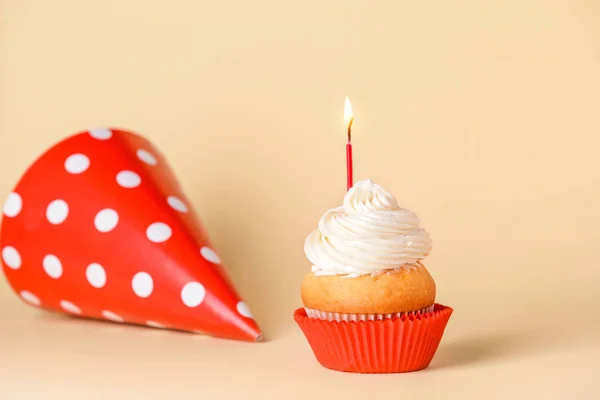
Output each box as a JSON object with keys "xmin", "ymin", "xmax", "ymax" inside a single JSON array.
[{"xmin": 344, "ymin": 97, "xmax": 354, "ymax": 191}]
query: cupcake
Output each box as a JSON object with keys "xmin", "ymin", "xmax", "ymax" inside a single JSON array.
[{"xmin": 294, "ymin": 179, "xmax": 452, "ymax": 373}]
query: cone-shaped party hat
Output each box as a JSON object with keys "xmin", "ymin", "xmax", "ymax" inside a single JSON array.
[{"xmin": 0, "ymin": 128, "xmax": 262, "ymax": 342}]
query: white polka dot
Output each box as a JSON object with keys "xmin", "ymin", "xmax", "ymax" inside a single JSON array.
[
  {"xmin": 116, "ymin": 171, "xmax": 141, "ymax": 188},
  {"xmin": 43, "ymin": 254, "xmax": 63, "ymax": 279},
  {"xmin": 2, "ymin": 246, "xmax": 21, "ymax": 269},
  {"xmin": 60, "ymin": 300, "xmax": 81, "ymax": 314},
  {"xmin": 64, "ymin": 153, "xmax": 90, "ymax": 174},
  {"xmin": 167, "ymin": 196, "xmax": 188, "ymax": 213},
  {"xmin": 94, "ymin": 209, "xmax": 119, "ymax": 232},
  {"xmin": 236, "ymin": 301, "xmax": 254, "ymax": 318},
  {"xmin": 86, "ymin": 263, "xmax": 106, "ymax": 288},
  {"xmin": 200, "ymin": 247, "xmax": 221, "ymax": 264},
  {"xmin": 146, "ymin": 222, "xmax": 172, "ymax": 243},
  {"xmin": 20, "ymin": 291, "xmax": 41, "ymax": 306},
  {"xmin": 132, "ymin": 272, "xmax": 153, "ymax": 298},
  {"xmin": 146, "ymin": 320, "xmax": 166, "ymax": 329},
  {"xmin": 102, "ymin": 310, "xmax": 124, "ymax": 322},
  {"xmin": 181, "ymin": 282, "xmax": 206, "ymax": 307},
  {"xmin": 89, "ymin": 127, "xmax": 112, "ymax": 140},
  {"xmin": 3, "ymin": 192, "xmax": 22, "ymax": 217},
  {"xmin": 46, "ymin": 199, "xmax": 69, "ymax": 225},
  {"xmin": 137, "ymin": 149, "xmax": 158, "ymax": 165}
]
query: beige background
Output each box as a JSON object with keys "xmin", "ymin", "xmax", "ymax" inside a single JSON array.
[{"xmin": 1, "ymin": 0, "xmax": 600, "ymax": 398}]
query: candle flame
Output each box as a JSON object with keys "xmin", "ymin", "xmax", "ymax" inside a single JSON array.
[
  {"xmin": 344, "ymin": 96, "xmax": 353, "ymax": 127},
  {"xmin": 344, "ymin": 96, "xmax": 353, "ymax": 141}
]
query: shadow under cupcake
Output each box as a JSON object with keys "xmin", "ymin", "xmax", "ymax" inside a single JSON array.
[{"xmin": 294, "ymin": 179, "xmax": 453, "ymax": 373}]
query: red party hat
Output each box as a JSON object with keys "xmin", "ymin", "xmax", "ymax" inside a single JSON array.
[{"xmin": 0, "ymin": 128, "xmax": 262, "ymax": 342}]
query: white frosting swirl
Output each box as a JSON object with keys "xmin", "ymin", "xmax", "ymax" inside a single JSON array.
[{"xmin": 304, "ymin": 179, "xmax": 432, "ymax": 277}]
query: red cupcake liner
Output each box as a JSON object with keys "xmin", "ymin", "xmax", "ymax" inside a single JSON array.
[{"xmin": 294, "ymin": 303, "xmax": 453, "ymax": 373}]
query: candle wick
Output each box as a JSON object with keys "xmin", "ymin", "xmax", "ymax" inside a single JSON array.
[{"xmin": 347, "ymin": 117, "xmax": 354, "ymax": 143}]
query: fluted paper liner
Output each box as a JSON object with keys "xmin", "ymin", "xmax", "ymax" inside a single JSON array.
[
  {"xmin": 294, "ymin": 303, "xmax": 452, "ymax": 373},
  {"xmin": 0, "ymin": 127, "xmax": 262, "ymax": 342},
  {"xmin": 305, "ymin": 304, "xmax": 434, "ymax": 322}
]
